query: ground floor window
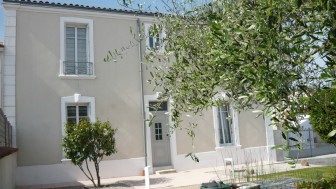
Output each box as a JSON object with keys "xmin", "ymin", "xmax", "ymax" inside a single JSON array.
[
  {"xmin": 217, "ymin": 104, "xmax": 234, "ymax": 146},
  {"xmin": 66, "ymin": 105, "xmax": 89, "ymax": 124},
  {"xmin": 61, "ymin": 94, "xmax": 95, "ymax": 133}
]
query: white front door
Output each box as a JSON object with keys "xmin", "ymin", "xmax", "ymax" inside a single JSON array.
[{"xmin": 151, "ymin": 113, "xmax": 171, "ymax": 166}]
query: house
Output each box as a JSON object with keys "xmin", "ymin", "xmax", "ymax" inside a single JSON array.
[{"xmin": 2, "ymin": 0, "xmax": 279, "ymax": 187}]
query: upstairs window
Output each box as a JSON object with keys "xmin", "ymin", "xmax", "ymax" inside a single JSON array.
[
  {"xmin": 60, "ymin": 17, "xmax": 94, "ymax": 78},
  {"xmin": 144, "ymin": 23, "xmax": 165, "ymax": 53}
]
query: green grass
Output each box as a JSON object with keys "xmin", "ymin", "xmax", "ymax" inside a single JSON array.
[{"xmin": 256, "ymin": 166, "xmax": 336, "ymax": 181}]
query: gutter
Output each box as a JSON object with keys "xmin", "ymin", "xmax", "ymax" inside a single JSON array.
[{"xmin": 137, "ymin": 18, "xmax": 148, "ymax": 166}]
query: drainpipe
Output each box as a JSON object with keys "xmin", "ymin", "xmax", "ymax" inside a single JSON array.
[{"xmin": 137, "ymin": 18, "xmax": 148, "ymax": 167}]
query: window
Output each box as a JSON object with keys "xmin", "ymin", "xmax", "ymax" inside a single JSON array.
[
  {"xmin": 217, "ymin": 105, "xmax": 234, "ymax": 146},
  {"xmin": 60, "ymin": 17, "xmax": 95, "ymax": 78},
  {"xmin": 61, "ymin": 94, "xmax": 95, "ymax": 136},
  {"xmin": 66, "ymin": 105, "xmax": 89, "ymax": 124},
  {"xmin": 155, "ymin": 123, "xmax": 163, "ymax": 140},
  {"xmin": 149, "ymin": 101, "xmax": 168, "ymax": 111},
  {"xmin": 144, "ymin": 23, "xmax": 165, "ymax": 52}
]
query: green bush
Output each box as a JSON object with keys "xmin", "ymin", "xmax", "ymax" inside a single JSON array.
[
  {"xmin": 308, "ymin": 88, "xmax": 336, "ymax": 145},
  {"xmin": 63, "ymin": 119, "xmax": 117, "ymax": 187}
]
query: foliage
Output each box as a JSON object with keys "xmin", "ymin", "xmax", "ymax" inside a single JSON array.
[
  {"xmin": 308, "ymin": 88, "xmax": 336, "ymax": 145},
  {"xmin": 63, "ymin": 119, "xmax": 117, "ymax": 187},
  {"xmin": 296, "ymin": 177, "xmax": 336, "ymax": 189},
  {"xmin": 153, "ymin": 0, "xmax": 335, "ymax": 149},
  {"xmin": 113, "ymin": 0, "xmax": 336, "ymax": 153}
]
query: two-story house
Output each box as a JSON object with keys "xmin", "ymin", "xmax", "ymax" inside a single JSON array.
[{"xmin": 2, "ymin": 0, "xmax": 277, "ymax": 187}]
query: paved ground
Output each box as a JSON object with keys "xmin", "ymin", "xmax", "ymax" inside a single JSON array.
[{"xmin": 20, "ymin": 154, "xmax": 336, "ymax": 189}]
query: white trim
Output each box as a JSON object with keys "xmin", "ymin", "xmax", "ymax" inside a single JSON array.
[
  {"xmin": 264, "ymin": 112, "xmax": 276, "ymax": 162},
  {"xmin": 60, "ymin": 17, "xmax": 94, "ymax": 77},
  {"xmin": 144, "ymin": 94, "xmax": 177, "ymax": 173},
  {"xmin": 3, "ymin": 8, "xmax": 17, "ymax": 147},
  {"xmin": 174, "ymin": 146, "xmax": 272, "ymax": 171},
  {"xmin": 58, "ymin": 75, "xmax": 96, "ymax": 80},
  {"xmin": 16, "ymin": 157, "xmax": 145, "ymax": 187}
]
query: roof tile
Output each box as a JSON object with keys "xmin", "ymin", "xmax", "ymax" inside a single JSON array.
[{"xmin": 3, "ymin": 0, "xmax": 158, "ymax": 16}]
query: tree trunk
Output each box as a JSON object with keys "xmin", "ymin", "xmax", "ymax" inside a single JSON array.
[{"xmin": 94, "ymin": 160, "xmax": 101, "ymax": 187}]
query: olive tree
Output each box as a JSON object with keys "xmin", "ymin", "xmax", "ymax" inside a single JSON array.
[
  {"xmin": 309, "ymin": 88, "xmax": 336, "ymax": 145},
  {"xmin": 113, "ymin": 0, "xmax": 336, "ymax": 153},
  {"xmin": 63, "ymin": 119, "xmax": 117, "ymax": 187}
]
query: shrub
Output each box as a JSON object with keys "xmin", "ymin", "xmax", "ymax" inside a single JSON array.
[{"xmin": 63, "ymin": 119, "xmax": 117, "ymax": 187}]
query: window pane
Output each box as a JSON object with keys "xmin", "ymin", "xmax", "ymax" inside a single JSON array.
[
  {"xmin": 155, "ymin": 123, "xmax": 162, "ymax": 141},
  {"xmin": 149, "ymin": 36, "xmax": 154, "ymax": 48},
  {"xmin": 66, "ymin": 27, "xmax": 75, "ymax": 38},
  {"xmin": 66, "ymin": 38, "xmax": 76, "ymax": 62},
  {"xmin": 79, "ymin": 106, "xmax": 88, "ymax": 116},
  {"xmin": 218, "ymin": 111, "xmax": 224, "ymax": 144},
  {"xmin": 67, "ymin": 106, "xmax": 76, "ymax": 117},
  {"xmin": 67, "ymin": 117, "xmax": 76, "ymax": 124},
  {"xmin": 218, "ymin": 105, "xmax": 232, "ymax": 144},
  {"xmin": 77, "ymin": 39, "xmax": 87, "ymax": 62},
  {"xmin": 155, "ymin": 34, "xmax": 160, "ymax": 49},
  {"xmin": 77, "ymin": 28, "xmax": 87, "ymax": 39}
]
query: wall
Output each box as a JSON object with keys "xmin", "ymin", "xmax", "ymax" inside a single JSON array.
[
  {"xmin": 15, "ymin": 9, "xmax": 145, "ymax": 166},
  {"xmin": 0, "ymin": 152, "xmax": 17, "ymax": 189},
  {"xmin": 238, "ymin": 110, "xmax": 267, "ymax": 148}
]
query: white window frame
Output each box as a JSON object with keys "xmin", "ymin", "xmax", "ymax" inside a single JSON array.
[
  {"xmin": 60, "ymin": 17, "xmax": 95, "ymax": 79},
  {"xmin": 144, "ymin": 23, "xmax": 165, "ymax": 53},
  {"xmin": 212, "ymin": 93, "xmax": 240, "ymax": 148},
  {"xmin": 61, "ymin": 95, "xmax": 96, "ymax": 137}
]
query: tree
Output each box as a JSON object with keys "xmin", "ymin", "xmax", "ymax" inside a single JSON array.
[
  {"xmin": 63, "ymin": 119, "xmax": 117, "ymax": 187},
  {"xmin": 309, "ymin": 88, "xmax": 336, "ymax": 145},
  {"xmin": 114, "ymin": 0, "xmax": 336, "ymax": 152}
]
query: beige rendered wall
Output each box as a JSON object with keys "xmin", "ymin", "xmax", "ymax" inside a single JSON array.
[
  {"xmin": 238, "ymin": 110, "xmax": 267, "ymax": 148},
  {"xmin": 16, "ymin": 10, "xmax": 145, "ymax": 166},
  {"xmin": 0, "ymin": 152, "xmax": 17, "ymax": 189},
  {"xmin": 175, "ymin": 109, "xmax": 216, "ymax": 155}
]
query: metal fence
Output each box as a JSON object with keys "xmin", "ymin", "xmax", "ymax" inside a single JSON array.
[
  {"xmin": 287, "ymin": 128, "xmax": 336, "ymax": 158},
  {"xmin": 0, "ymin": 109, "xmax": 12, "ymax": 147}
]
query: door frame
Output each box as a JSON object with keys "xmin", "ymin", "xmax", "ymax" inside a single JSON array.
[{"xmin": 144, "ymin": 94, "xmax": 177, "ymax": 171}]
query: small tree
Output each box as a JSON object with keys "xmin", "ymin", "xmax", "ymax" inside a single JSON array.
[
  {"xmin": 309, "ymin": 88, "xmax": 336, "ymax": 145},
  {"xmin": 63, "ymin": 119, "xmax": 117, "ymax": 187}
]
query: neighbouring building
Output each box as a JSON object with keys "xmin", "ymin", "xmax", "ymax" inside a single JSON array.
[{"xmin": 2, "ymin": 0, "xmax": 280, "ymax": 187}]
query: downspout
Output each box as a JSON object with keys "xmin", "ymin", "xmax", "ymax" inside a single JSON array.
[{"xmin": 137, "ymin": 18, "xmax": 148, "ymax": 166}]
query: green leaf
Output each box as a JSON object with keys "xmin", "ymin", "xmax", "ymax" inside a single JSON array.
[
  {"xmin": 327, "ymin": 130, "xmax": 336, "ymax": 138},
  {"xmin": 238, "ymin": 95, "xmax": 248, "ymax": 99},
  {"xmin": 271, "ymin": 145, "xmax": 283, "ymax": 150}
]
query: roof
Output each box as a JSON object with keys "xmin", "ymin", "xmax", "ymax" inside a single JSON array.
[{"xmin": 3, "ymin": 0, "xmax": 159, "ymax": 16}]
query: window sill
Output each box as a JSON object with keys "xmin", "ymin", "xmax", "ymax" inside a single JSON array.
[
  {"xmin": 215, "ymin": 145, "xmax": 242, "ymax": 151},
  {"xmin": 61, "ymin": 158, "xmax": 72, "ymax": 163},
  {"xmin": 145, "ymin": 50, "xmax": 165, "ymax": 56},
  {"xmin": 58, "ymin": 75, "xmax": 96, "ymax": 80}
]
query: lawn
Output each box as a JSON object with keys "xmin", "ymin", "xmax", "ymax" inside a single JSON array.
[{"xmin": 256, "ymin": 166, "xmax": 336, "ymax": 181}]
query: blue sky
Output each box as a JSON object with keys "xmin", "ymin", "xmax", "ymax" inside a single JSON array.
[{"xmin": 0, "ymin": 0, "xmax": 160, "ymax": 41}]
